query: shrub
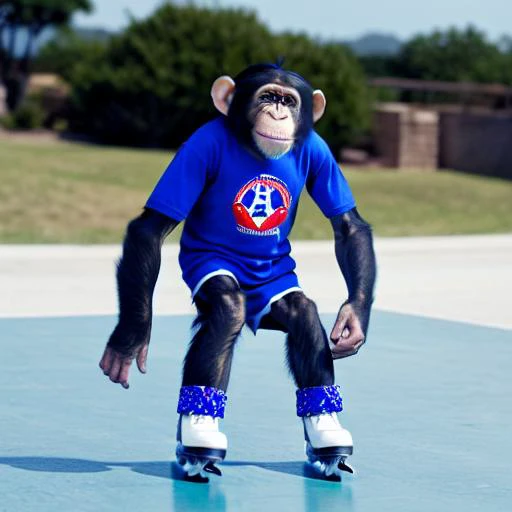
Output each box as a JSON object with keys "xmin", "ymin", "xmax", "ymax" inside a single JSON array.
[
  {"xmin": 394, "ymin": 26, "xmax": 509, "ymax": 84},
  {"xmin": 67, "ymin": 4, "xmax": 370, "ymax": 152},
  {"xmin": 1, "ymin": 97, "xmax": 46, "ymax": 130},
  {"xmin": 275, "ymin": 34, "xmax": 371, "ymax": 151}
]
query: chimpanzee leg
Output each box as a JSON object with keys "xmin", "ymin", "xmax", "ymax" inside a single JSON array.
[
  {"xmin": 182, "ymin": 275, "xmax": 245, "ymax": 391},
  {"xmin": 267, "ymin": 292, "xmax": 352, "ymax": 478},
  {"xmin": 269, "ymin": 291, "xmax": 334, "ymax": 389}
]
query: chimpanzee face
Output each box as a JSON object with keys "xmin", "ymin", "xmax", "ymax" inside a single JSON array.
[
  {"xmin": 211, "ymin": 64, "xmax": 326, "ymax": 160},
  {"xmin": 249, "ymin": 83, "xmax": 301, "ymax": 159}
]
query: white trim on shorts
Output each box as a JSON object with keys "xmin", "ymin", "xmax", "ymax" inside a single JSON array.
[
  {"xmin": 191, "ymin": 269, "xmax": 239, "ymax": 298},
  {"xmin": 251, "ymin": 286, "xmax": 303, "ymax": 331}
]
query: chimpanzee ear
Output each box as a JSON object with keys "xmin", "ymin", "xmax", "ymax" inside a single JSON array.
[
  {"xmin": 211, "ymin": 76, "xmax": 236, "ymax": 116},
  {"xmin": 312, "ymin": 90, "xmax": 326, "ymax": 123}
]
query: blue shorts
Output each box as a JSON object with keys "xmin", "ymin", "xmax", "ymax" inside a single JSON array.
[{"xmin": 184, "ymin": 255, "xmax": 302, "ymax": 333}]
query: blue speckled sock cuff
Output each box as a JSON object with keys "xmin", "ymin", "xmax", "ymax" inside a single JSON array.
[
  {"xmin": 177, "ymin": 386, "xmax": 227, "ymax": 418},
  {"xmin": 296, "ymin": 385, "xmax": 343, "ymax": 417}
]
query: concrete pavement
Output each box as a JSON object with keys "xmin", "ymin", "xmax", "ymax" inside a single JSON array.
[
  {"xmin": 1, "ymin": 235, "xmax": 511, "ymax": 512},
  {"xmin": 1, "ymin": 234, "xmax": 511, "ymax": 329}
]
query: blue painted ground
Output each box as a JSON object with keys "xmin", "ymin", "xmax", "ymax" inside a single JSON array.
[{"xmin": 1, "ymin": 312, "xmax": 511, "ymax": 512}]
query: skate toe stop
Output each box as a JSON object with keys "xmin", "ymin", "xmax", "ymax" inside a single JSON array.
[
  {"xmin": 204, "ymin": 461, "xmax": 222, "ymax": 476},
  {"xmin": 338, "ymin": 460, "xmax": 354, "ymax": 474}
]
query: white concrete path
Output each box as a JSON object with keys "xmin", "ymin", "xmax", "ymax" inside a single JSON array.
[{"xmin": 1, "ymin": 235, "xmax": 511, "ymax": 329}]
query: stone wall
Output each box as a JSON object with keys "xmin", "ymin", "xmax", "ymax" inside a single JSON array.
[
  {"xmin": 374, "ymin": 103, "xmax": 512, "ymax": 179},
  {"xmin": 439, "ymin": 111, "xmax": 512, "ymax": 180}
]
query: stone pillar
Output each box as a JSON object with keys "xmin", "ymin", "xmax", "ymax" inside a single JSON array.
[
  {"xmin": 0, "ymin": 85, "xmax": 7, "ymax": 117},
  {"xmin": 375, "ymin": 103, "xmax": 439, "ymax": 169}
]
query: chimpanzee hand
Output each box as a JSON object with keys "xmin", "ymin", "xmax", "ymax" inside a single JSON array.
[
  {"xmin": 99, "ymin": 324, "xmax": 150, "ymax": 389},
  {"xmin": 330, "ymin": 301, "xmax": 369, "ymax": 359}
]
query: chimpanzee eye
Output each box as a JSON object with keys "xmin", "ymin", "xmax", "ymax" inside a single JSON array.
[
  {"xmin": 259, "ymin": 93, "xmax": 275, "ymax": 103},
  {"xmin": 282, "ymin": 95, "xmax": 297, "ymax": 107},
  {"xmin": 258, "ymin": 91, "xmax": 297, "ymax": 107}
]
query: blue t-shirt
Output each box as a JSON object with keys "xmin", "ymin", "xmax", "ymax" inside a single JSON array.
[{"xmin": 146, "ymin": 117, "xmax": 355, "ymax": 289}]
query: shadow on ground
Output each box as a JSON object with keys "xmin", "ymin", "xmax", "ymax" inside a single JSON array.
[{"xmin": 0, "ymin": 456, "xmax": 332, "ymax": 481}]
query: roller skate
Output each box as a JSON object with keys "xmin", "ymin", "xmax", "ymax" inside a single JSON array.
[
  {"xmin": 297, "ymin": 385, "xmax": 354, "ymax": 481},
  {"xmin": 175, "ymin": 386, "xmax": 227, "ymax": 482}
]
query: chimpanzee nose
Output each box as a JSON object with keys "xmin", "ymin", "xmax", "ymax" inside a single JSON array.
[{"xmin": 269, "ymin": 104, "xmax": 288, "ymax": 120}]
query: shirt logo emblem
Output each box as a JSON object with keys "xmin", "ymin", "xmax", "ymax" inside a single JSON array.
[{"xmin": 233, "ymin": 174, "xmax": 291, "ymax": 236}]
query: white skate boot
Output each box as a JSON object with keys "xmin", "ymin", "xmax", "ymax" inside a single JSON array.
[
  {"xmin": 175, "ymin": 386, "xmax": 228, "ymax": 481},
  {"xmin": 176, "ymin": 414, "xmax": 227, "ymax": 479},
  {"xmin": 296, "ymin": 385, "xmax": 353, "ymax": 480},
  {"xmin": 303, "ymin": 412, "xmax": 354, "ymax": 479}
]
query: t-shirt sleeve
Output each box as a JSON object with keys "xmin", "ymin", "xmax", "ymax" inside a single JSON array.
[
  {"xmin": 306, "ymin": 133, "xmax": 356, "ymax": 218},
  {"xmin": 145, "ymin": 128, "xmax": 215, "ymax": 221}
]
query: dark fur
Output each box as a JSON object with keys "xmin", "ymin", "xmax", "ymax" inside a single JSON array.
[
  {"xmin": 107, "ymin": 208, "xmax": 178, "ymax": 356},
  {"xmin": 108, "ymin": 201, "xmax": 375, "ymax": 392},
  {"xmin": 107, "ymin": 67, "xmax": 376, "ymax": 394},
  {"xmin": 331, "ymin": 208, "xmax": 376, "ymax": 335},
  {"xmin": 184, "ymin": 278, "xmax": 334, "ymax": 391},
  {"xmin": 269, "ymin": 292, "xmax": 335, "ymax": 389},
  {"xmin": 227, "ymin": 63, "xmax": 314, "ymax": 154},
  {"xmin": 182, "ymin": 276, "xmax": 245, "ymax": 391}
]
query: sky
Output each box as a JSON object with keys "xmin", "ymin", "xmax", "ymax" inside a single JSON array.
[{"xmin": 73, "ymin": 0, "xmax": 512, "ymax": 41}]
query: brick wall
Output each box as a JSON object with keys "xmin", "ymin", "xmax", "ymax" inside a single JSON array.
[{"xmin": 439, "ymin": 111, "xmax": 512, "ymax": 180}]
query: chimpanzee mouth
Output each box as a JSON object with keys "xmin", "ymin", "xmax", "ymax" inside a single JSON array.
[{"xmin": 255, "ymin": 131, "xmax": 293, "ymax": 142}]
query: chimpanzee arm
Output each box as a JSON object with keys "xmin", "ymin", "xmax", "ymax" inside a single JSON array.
[
  {"xmin": 329, "ymin": 208, "xmax": 377, "ymax": 359},
  {"xmin": 99, "ymin": 208, "xmax": 178, "ymax": 387}
]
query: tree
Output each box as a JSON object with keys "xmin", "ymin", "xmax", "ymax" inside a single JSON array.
[
  {"xmin": 274, "ymin": 34, "xmax": 371, "ymax": 151},
  {"xmin": 0, "ymin": 0, "xmax": 92, "ymax": 111},
  {"xmin": 393, "ymin": 26, "xmax": 507, "ymax": 84},
  {"xmin": 69, "ymin": 4, "xmax": 279, "ymax": 147},
  {"xmin": 67, "ymin": 3, "xmax": 370, "ymax": 152}
]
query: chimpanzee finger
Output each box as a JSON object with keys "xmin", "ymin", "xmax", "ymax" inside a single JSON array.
[
  {"xmin": 118, "ymin": 359, "xmax": 133, "ymax": 389},
  {"xmin": 330, "ymin": 314, "xmax": 348, "ymax": 342},
  {"xmin": 108, "ymin": 357, "xmax": 122, "ymax": 383},
  {"xmin": 136, "ymin": 344, "xmax": 149, "ymax": 374},
  {"xmin": 99, "ymin": 347, "xmax": 114, "ymax": 374},
  {"xmin": 343, "ymin": 331, "xmax": 364, "ymax": 347},
  {"xmin": 331, "ymin": 344, "xmax": 355, "ymax": 358},
  {"xmin": 332, "ymin": 336, "xmax": 365, "ymax": 358},
  {"xmin": 332, "ymin": 347, "xmax": 358, "ymax": 360},
  {"xmin": 332, "ymin": 333, "xmax": 364, "ymax": 355}
]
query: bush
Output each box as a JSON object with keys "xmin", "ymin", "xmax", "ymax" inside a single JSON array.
[
  {"xmin": 393, "ymin": 26, "xmax": 509, "ymax": 84},
  {"xmin": 274, "ymin": 34, "xmax": 371, "ymax": 151},
  {"xmin": 66, "ymin": 3, "xmax": 370, "ymax": 152},
  {"xmin": 68, "ymin": 5, "xmax": 276, "ymax": 147},
  {"xmin": 1, "ymin": 97, "xmax": 46, "ymax": 130}
]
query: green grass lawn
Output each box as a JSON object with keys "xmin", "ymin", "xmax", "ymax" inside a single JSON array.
[{"xmin": 1, "ymin": 137, "xmax": 511, "ymax": 243}]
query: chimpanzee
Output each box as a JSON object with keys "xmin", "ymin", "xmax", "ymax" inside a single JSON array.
[{"xmin": 99, "ymin": 62, "xmax": 376, "ymax": 481}]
